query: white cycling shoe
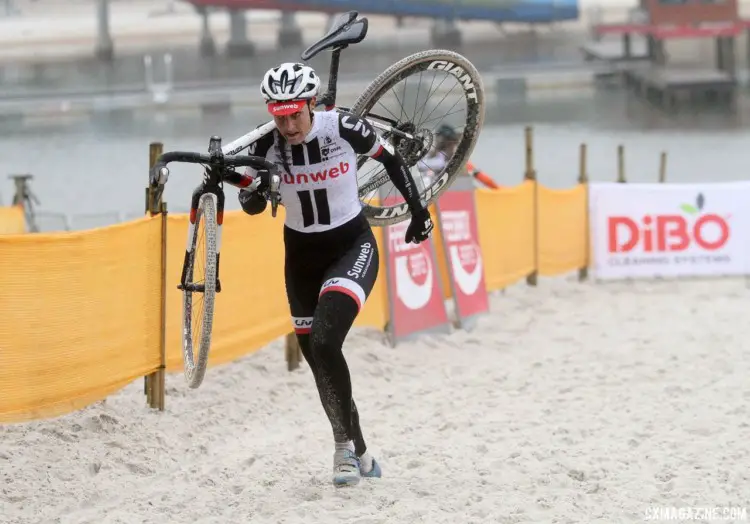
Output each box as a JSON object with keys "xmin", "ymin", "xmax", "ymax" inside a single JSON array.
[{"xmin": 332, "ymin": 449, "xmax": 383, "ymax": 487}]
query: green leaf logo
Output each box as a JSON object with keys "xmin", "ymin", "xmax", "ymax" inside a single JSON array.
[
  {"xmin": 680, "ymin": 204, "xmax": 698, "ymax": 214},
  {"xmin": 679, "ymin": 194, "xmax": 707, "ymax": 215}
]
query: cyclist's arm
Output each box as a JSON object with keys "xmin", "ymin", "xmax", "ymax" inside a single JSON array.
[
  {"xmin": 223, "ymin": 170, "xmax": 255, "ymax": 189},
  {"xmin": 223, "ymin": 124, "xmax": 276, "ymax": 189},
  {"xmin": 338, "ymin": 112, "xmax": 425, "ymax": 211}
]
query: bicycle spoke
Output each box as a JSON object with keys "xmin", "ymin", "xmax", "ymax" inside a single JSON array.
[
  {"xmin": 413, "ymin": 70, "xmax": 423, "ymax": 126},
  {"xmin": 421, "ymin": 107, "xmax": 466, "ymax": 127},
  {"xmin": 419, "ymin": 80, "xmax": 462, "ymax": 130},
  {"xmin": 375, "ymin": 99, "xmax": 403, "ymax": 124},
  {"xmin": 417, "ymin": 72, "xmax": 451, "ymax": 126},
  {"xmin": 399, "ymin": 74, "xmax": 408, "ymax": 124},
  {"xmin": 191, "ymin": 218, "xmax": 206, "ymax": 353},
  {"xmin": 193, "ymin": 293, "xmax": 204, "ymax": 352}
]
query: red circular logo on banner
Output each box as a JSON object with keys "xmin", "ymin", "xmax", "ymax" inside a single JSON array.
[{"xmin": 407, "ymin": 252, "xmax": 429, "ymax": 286}]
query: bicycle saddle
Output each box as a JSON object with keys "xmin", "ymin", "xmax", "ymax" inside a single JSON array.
[{"xmin": 300, "ymin": 10, "xmax": 368, "ymax": 61}]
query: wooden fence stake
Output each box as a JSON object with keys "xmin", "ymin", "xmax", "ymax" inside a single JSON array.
[
  {"xmin": 578, "ymin": 143, "xmax": 589, "ymax": 282},
  {"xmin": 524, "ymin": 126, "xmax": 538, "ymax": 287},
  {"xmin": 285, "ymin": 332, "xmax": 302, "ymax": 372},
  {"xmin": 145, "ymin": 141, "xmax": 164, "ymax": 410}
]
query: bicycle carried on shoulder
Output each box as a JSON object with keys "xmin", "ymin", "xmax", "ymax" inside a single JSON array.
[{"xmin": 148, "ymin": 10, "xmax": 486, "ymax": 389}]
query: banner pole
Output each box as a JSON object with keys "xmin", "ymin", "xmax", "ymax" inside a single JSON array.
[
  {"xmin": 524, "ymin": 126, "xmax": 538, "ymax": 286},
  {"xmin": 617, "ymin": 144, "xmax": 626, "ymax": 183},
  {"xmin": 659, "ymin": 151, "xmax": 667, "ymax": 183},
  {"xmin": 380, "ymin": 187, "xmax": 397, "ymax": 348},
  {"xmin": 433, "ymin": 197, "xmax": 459, "ymax": 329},
  {"xmin": 579, "ymin": 143, "xmax": 589, "ymax": 282}
]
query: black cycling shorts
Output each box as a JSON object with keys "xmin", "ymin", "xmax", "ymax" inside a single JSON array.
[{"xmin": 284, "ymin": 212, "xmax": 380, "ymax": 335}]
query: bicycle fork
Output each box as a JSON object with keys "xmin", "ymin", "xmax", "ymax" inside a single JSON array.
[{"xmin": 178, "ymin": 185, "xmax": 224, "ymax": 294}]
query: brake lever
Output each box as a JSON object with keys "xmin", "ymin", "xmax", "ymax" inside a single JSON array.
[
  {"xmin": 150, "ymin": 163, "xmax": 170, "ymax": 187},
  {"xmin": 148, "ymin": 163, "xmax": 170, "ymax": 212},
  {"xmin": 269, "ymin": 171, "xmax": 282, "ymax": 218}
]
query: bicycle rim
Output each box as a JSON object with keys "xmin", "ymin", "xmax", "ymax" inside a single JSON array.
[
  {"xmin": 181, "ymin": 193, "xmax": 218, "ymax": 389},
  {"xmin": 351, "ymin": 49, "xmax": 485, "ymax": 226}
]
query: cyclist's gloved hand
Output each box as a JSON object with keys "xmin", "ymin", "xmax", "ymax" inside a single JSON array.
[
  {"xmin": 254, "ymin": 170, "xmax": 270, "ymax": 193},
  {"xmin": 239, "ymin": 188, "xmax": 267, "ymax": 215},
  {"xmin": 405, "ymin": 202, "xmax": 434, "ymax": 244}
]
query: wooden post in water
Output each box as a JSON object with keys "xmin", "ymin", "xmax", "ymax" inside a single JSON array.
[
  {"xmin": 658, "ymin": 151, "xmax": 667, "ymax": 183},
  {"xmin": 578, "ymin": 143, "xmax": 589, "ymax": 282},
  {"xmin": 524, "ymin": 126, "xmax": 538, "ymax": 287},
  {"xmin": 617, "ymin": 145, "xmax": 626, "ymax": 183}
]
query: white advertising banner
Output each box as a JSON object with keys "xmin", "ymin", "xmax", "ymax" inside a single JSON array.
[{"xmin": 589, "ymin": 181, "xmax": 750, "ymax": 279}]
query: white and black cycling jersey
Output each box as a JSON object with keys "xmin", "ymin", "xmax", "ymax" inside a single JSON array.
[{"xmin": 243, "ymin": 110, "xmax": 419, "ymax": 233}]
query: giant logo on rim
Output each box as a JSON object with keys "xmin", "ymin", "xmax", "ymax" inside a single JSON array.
[{"xmin": 427, "ymin": 60, "xmax": 479, "ymax": 103}]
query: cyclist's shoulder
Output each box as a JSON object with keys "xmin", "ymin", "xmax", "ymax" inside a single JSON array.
[
  {"xmin": 332, "ymin": 108, "xmax": 370, "ymax": 127},
  {"xmin": 332, "ymin": 109, "xmax": 376, "ymax": 146},
  {"xmin": 247, "ymin": 121, "xmax": 276, "ymax": 155}
]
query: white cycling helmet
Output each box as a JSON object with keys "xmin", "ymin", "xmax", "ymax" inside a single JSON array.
[{"xmin": 261, "ymin": 62, "xmax": 321, "ymax": 116}]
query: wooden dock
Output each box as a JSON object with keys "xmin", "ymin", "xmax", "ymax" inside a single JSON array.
[{"xmin": 624, "ymin": 65, "xmax": 737, "ymax": 109}]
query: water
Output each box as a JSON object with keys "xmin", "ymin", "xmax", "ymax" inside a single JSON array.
[{"xmin": 1, "ymin": 84, "xmax": 749, "ymax": 231}]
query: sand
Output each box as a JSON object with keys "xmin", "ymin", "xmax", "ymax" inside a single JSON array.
[{"xmin": 2, "ymin": 275, "xmax": 750, "ymax": 524}]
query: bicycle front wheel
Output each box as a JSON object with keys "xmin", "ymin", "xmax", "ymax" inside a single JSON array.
[
  {"xmin": 181, "ymin": 192, "xmax": 218, "ymax": 389},
  {"xmin": 351, "ymin": 49, "xmax": 485, "ymax": 226}
]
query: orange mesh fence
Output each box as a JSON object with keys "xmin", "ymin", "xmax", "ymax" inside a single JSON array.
[
  {"xmin": 0, "ymin": 216, "xmax": 163, "ymax": 423},
  {"xmin": 538, "ymin": 184, "xmax": 588, "ymax": 276},
  {"xmin": 0, "ymin": 179, "xmax": 591, "ymax": 423},
  {"xmin": 0, "ymin": 206, "xmax": 26, "ymax": 235},
  {"xmin": 475, "ymin": 181, "xmax": 536, "ymax": 290}
]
